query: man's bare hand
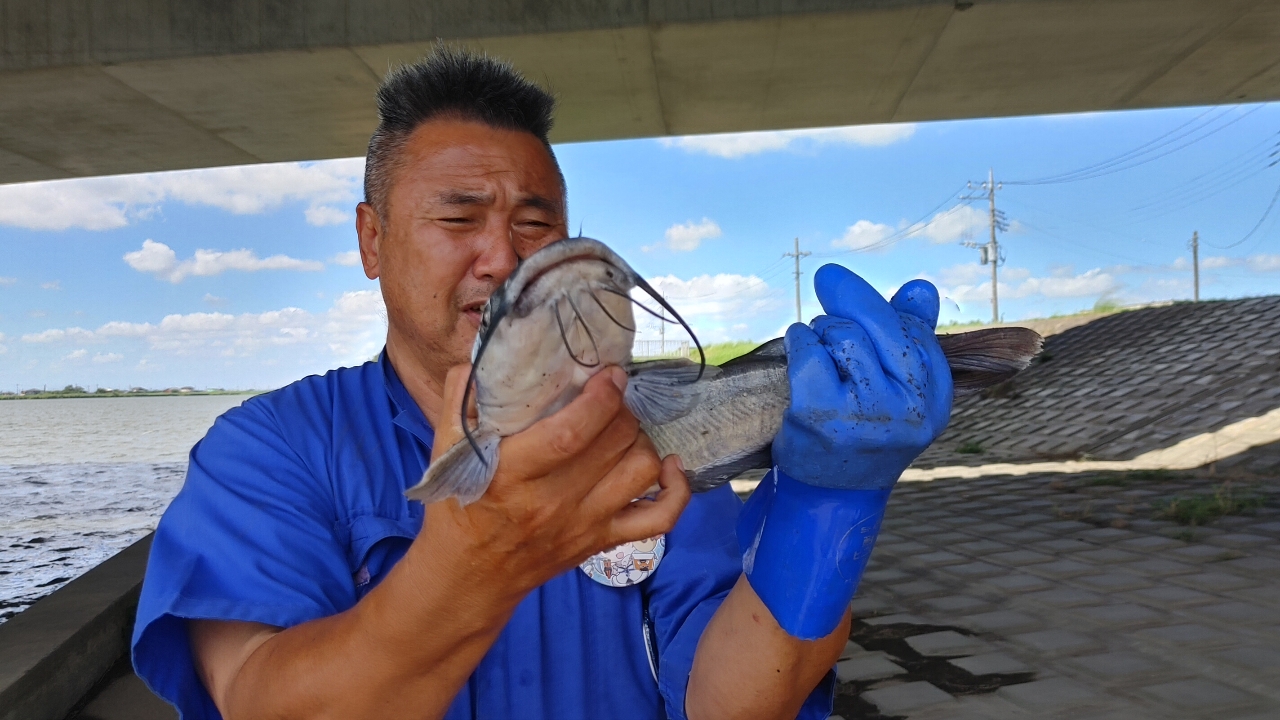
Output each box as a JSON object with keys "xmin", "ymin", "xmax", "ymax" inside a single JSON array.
[{"xmin": 417, "ymin": 363, "xmax": 691, "ymax": 598}]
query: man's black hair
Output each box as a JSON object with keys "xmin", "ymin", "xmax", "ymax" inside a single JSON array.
[{"xmin": 363, "ymin": 46, "xmax": 560, "ymax": 216}]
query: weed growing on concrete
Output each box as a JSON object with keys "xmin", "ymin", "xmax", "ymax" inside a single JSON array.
[
  {"xmin": 1054, "ymin": 499, "xmax": 1093, "ymax": 521},
  {"xmin": 1125, "ymin": 469, "xmax": 1174, "ymax": 482},
  {"xmin": 1154, "ymin": 481, "xmax": 1265, "ymax": 526},
  {"xmin": 957, "ymin": 440, "xmax": 984, "ymax": 454}
]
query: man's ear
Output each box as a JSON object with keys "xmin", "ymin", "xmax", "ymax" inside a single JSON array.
[{"xmin": 355, "ymin": 202, "xmax": 383, "ymax": 280}]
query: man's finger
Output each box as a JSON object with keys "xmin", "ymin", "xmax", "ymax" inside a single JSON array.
[
  {"xmin": 784, "ymin": 323, "xmax": 845, "ymax": 401},
  {"xmin": 580, "ymin": 432, "xmax": 664, "ymax": 515},
  {"xmin": 810, "ymin": 316, "xmax": 885, "ymax": 393},
  {"xmin": 606, "ymin": 455, "xmax": 690, "ymax": 545},
  {"xmin": 503, "ymin": 366, "xmax": 628, "ymax": 477},
  {"xmin": 431, "ymin": 364, "xmax": 472, "ymax": 462},
  {"xmin": 889, "ymin": 279, "xmax": 941, "ymax": 330},
  {"xmin": 814, "ymin": 264, "xmax": 913, "ymax": 383}
]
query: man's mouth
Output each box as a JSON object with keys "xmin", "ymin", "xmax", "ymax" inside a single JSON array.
[{"xmin": 462, "ymin": 301, "xmax": 486, "ymax": 326}]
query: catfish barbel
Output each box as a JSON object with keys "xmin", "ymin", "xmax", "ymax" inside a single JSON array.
[{"xmin": 406, "ymin": 237, "xmax": 1042, "ymax": 504}]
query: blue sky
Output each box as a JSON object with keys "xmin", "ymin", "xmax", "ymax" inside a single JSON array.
[{"xmin": 2, "ymin": 103, "xmax": 1279, "ymax": 390}]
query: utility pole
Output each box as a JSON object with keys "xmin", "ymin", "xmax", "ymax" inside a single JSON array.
[
  {"xmin": 962, "ymin": 169, "xmax": 1007, "ymax": 324},
  {"xmin": 783, "ymin": 237, "xmax": 811, "ymax": 324},
  {"xmin": 1190, "ymin": 231, "xmax": 1200, "ymax": 302}
]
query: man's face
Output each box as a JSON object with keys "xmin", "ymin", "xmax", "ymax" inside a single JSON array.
[{"xmin": 358, "ymin": 118, "xmax": 568, "ymax": 380}]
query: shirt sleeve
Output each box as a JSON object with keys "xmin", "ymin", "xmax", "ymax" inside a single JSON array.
[
  {"xmin": 131, "ymin": 397, "xmax": 353, "ymax": 720},
  {"xmin": 644, "ymin": 484, "xmax": 836, "ymax": 720}
]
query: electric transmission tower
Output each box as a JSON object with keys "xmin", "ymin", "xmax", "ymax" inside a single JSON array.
[{"xmin": 961, "ymin": 169, "xmax": 1008, "ymax": 324}]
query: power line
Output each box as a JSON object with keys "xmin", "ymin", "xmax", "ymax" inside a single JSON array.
[
  {"xmin": 814, "ymin": 184, "xmax": 969, "ymax": 257},
  {"xmin": 1205, "ymin": 176, "xmax": 1280, "ymax": 249},
  {"xmin": 1124, "ymin": 132, "xmax": 1280, "ymax": 218},
  {"xmin": 1006, "ymin": 106, "xmax": 1263, "ymax": 186}
]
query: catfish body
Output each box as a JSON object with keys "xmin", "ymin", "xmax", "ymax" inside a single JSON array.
[
  {"xmin": 406, "ymin": 236, "xmax": 1043, "ymax": 504},
  {"xmin": 643, "ymin": 328, "xmax": 1043, "ymax": 492}
]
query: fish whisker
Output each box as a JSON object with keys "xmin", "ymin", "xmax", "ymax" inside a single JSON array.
[
  {"xmin": 589, "ymin": 288, "xmax": 636, "ymax": 332},
  {"xmin": 461, "ymin": 338, "xmax": 489, "ymax": 465},
  {"xmin": 597, "ymin": 287, "xmax": 679, "ymax": 325},
  {"xmin": 619, "ymin": 278, "xmax": 707, "ymax": 382},
  {"xmin": 567, "ymin": 294, "xmax": 602, "ymax": 367},
  {"xmin": 554, "ymin": 301, "xmax": 600, "ymax": 368}
]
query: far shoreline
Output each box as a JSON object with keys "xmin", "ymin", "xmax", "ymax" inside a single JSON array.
[{"xmin": 0, "ymin": 390, "xmax": 261, "ymax": 401}]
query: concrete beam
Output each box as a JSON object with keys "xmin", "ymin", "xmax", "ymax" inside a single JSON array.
[{"xmin": 1, "ymin": 0, "xmax": 1278, "ymax": 184}]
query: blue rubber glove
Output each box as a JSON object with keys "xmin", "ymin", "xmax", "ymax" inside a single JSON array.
[{"xmin": 739, "ymin": 265, "xmax": 953, "ymax": 639}]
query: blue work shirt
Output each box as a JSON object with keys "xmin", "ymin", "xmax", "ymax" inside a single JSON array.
[{"xmin": 132, "ymin": 352, "xmax": 836, "ymax": 719}]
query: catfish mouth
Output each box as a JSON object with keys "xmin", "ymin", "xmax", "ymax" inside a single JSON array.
[
  {"xmin": 521, "ymin": 251, "xmax": 622, "ymax": 294},
  {"xmin": 512, "ymin": 251, "xmax": 625, "ymax": 318}
]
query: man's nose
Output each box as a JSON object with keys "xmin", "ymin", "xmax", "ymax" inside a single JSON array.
[{"xmin": 471, "ymin": 222, "xmax": 520, "ymax": 283}]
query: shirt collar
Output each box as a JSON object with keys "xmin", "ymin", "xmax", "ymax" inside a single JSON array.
[{"xmin": 379, "ymin": 349, "xmax": 436, "ymax": 449}]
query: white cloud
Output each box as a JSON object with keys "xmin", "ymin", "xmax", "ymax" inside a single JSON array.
[
  {"xmin": 646, "ymin": 218, "xmax": 722, "ymax": 252},
  {"xmin": 1014, "ymin": 268, "xmax": 1119, "ymax": 298},
  {"xmin": 23, "ymin": 291, "xmax": 386, "ymax": 365},
  {"xmin": 1246, "ymin": 254, "xmax": 1280, "ymax": 272},
  {"xmin": 92, "ymin": 352, "xmax": 123, "ymax": 364},
  {"xmin": 63, "ymin": 349, "xmax": 88, "ymax": 361},
  {"xmin": 40, "ymin": 281, "xmax": 61, "ymax": 290},
  {"xmin": 0, "ymin": 277, "xmax": 16, "ymax": 286},
  {"xmin": 124, "ymin": 239, "xmax": 324, "ymax": 283},
  {"xmin": 328, "ymin": 250, "xmax": 362, "ymax": 267},
  {"xmin": 203, "ymin": 293, "xmax": 228, "ymax": 306},
  {"xmin": 833, "ymin": 220, "xmax": 895, "ymax": 251},
  {"xmin": 660, "ymin": 123, "xmax": 915, "ymax": 159},
  {"xmin": 936, "ymin": 265, "xmax": 1120, "ymax": 305},
  {"xmin": 305, "ymin": 205, "xmax": 352, "ymax": 226},
  {"xmin": 0, "ymin": 158, "xmax": 363, "ymax": 231},
  {"xmin": 1166, "ymin": 254, "xmax": 1280, "ymax": 273},
  {"xmin": 635, "ymin": 274, "xmax": 783, "ymax": 344},
  {"xmin": 907, "ymin": 204, "xmax": 990, "ymax": 244},
  {"xmin": 22, "ymin": 327, "xmax": 95, "ymax": 343}
]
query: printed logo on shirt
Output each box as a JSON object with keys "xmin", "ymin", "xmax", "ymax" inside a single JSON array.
[{"xmin": 579, "ymin": 535, "xmax": 666, "ymax": 587}]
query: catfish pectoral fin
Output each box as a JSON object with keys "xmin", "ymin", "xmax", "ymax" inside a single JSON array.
[
  {"xmin": 937, "ymin": 327, "xmax": 1044, "ymax": 395},
  {"xmin": 625, "ymin": 359, "xmax": 721, "ymax": 425},
  {"xmin": 405, "ymin": 432, "xmax": 501, "ymax": 506}
]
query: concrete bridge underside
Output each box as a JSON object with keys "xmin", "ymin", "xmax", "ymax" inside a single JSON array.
[{"xmin": 3, "ymin": 0, "xmax": 1280, "ymax": 185}]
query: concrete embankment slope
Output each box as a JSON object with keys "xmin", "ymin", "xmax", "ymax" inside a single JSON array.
[
  {"xmin": 0, "ymin": 535, "xmax": 173, "ymax": 720},
  {"xmin": 915, "ymin": 297, "xmax": 1280, "ymax": 475}
]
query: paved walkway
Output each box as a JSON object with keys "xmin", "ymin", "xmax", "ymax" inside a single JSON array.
[{"xmin": 832, "ymin": 469, "xmax": 1280, "ymax": 720}]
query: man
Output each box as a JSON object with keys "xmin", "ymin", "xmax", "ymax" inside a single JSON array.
[{"xmin": 133, "ymin": 48, "xmax": 951, "ymax": 720}]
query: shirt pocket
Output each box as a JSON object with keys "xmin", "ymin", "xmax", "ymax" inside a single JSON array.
[{"xmin": 339, "ymin": 514, "xmax": 419, "ymax": 600}]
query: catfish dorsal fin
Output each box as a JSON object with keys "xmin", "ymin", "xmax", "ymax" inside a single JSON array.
[{"xmin": 937, "ymin": 327, "xmax": 1044, "ymax": 395}]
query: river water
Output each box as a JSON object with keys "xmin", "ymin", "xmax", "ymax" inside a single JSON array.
[{"xmin": 0, "ymin": 395, "xmax": 250, "ymax": 621}]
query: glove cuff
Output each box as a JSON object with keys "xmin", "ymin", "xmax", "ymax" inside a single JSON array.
[{"xmin": 737, "ymin": 468, "xmax": 890, "ymax": 640}]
